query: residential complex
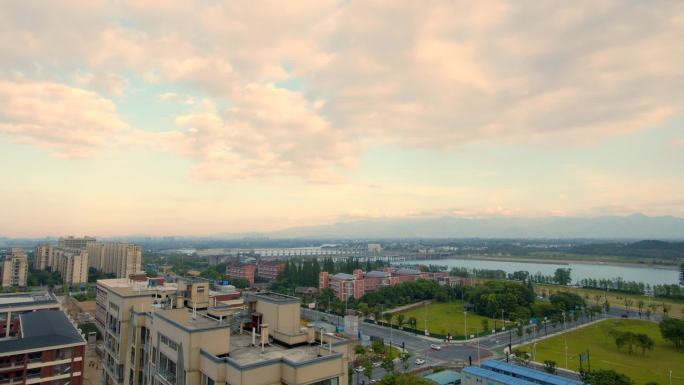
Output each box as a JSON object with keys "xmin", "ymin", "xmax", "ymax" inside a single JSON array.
[
  {"xmin": 256, "ymin": 261, "xmax": 285, "ymax": 280},
  {"xmin": 462, "ymin": 360, "xmax": 582, "ymax": 385},
  {"xmin": 0, "ymin": 292, "xmax": 86, "ymax": 385},
  {"xmin": 34, "ymin": 244, "xmax": 89, "ymax": 285},
  {"xmin": 95, "ymin": 275, "xmax": 350, "ymax": 385},
  {"xmin": 1, "ymin": 248, "xmax": 28, "ymax": 288},
  {"xmin": 87, "ymin": 242, "xmax": 143, "ymax": 278},
  {"xmin": 319, "ymin": 267, "xmax": 473, "ymax": 300},
  {"xmin": 59, "ymin": 236, "xmax": 97, "ymax": 251},
  {"xmin": 226, "ymin": 263, "xmax": 256, "ymax": 285}
]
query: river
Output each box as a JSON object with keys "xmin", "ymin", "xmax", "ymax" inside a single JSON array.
[{"xmin": 394, "ymin": 258, "xmax": 680, "ymax": 286}]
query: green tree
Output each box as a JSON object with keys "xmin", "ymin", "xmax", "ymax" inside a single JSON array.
[
  {"xmin": 377, "ymin": 373, "xmax": 435, "ymax": 385},
  {"xmin": 659, "ymin": 318, "xmax": 684, "ymax": 348},
  {"xmin": 396, "ymin": 313, "xmax": 405, "ymax": 328},
  {"xmin": 581, "ymin": 369, "xmax": 634, "ymax": 385},
  {"xmin": 543, "ymin": 360, "xmax": 557, "ymax": 374},
  {"xmin": 553, "ymin": 268, "xmax": 572, "ymax": 285},
  {"xmin": 400, "ymin": 352, "xmax": 411, "ymax": 372},
  {"xmin": 636, "ymin": 333, "xmax": 654, "ymax": 355},
  {"xmin": 381, "ymin": 353, "xmax": 395, "ymax": 374},
  {"xmin": 481, "ymin": 319, "xmax": 489, "ymax": 334}
]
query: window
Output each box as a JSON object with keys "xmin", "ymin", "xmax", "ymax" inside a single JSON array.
[
  {"xmin": 158, "ymin": 352, "xmax": 177, "ymax": 385},
  {"xmin": 160, "ymin": 333, "xmax": 179, "ymax": 351},
  {"xmin": 200, "ymin": 374, "xmax": 215, "ymax": 385}
]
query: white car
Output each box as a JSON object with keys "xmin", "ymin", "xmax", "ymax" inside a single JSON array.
[
  {"xmin": 355, "ymin": 366, "xmax": 364, "ymax": 372},
  {"xmin": 430, "ymin": 344, "xmax": 442, "ymax": 350},
  {"xmin": 372, "ymin": 361, "xmax": 381, "ymax": 368},
  {"xmin": 414, "ymin": 358, "xmax": 426, "ymax": 365}
]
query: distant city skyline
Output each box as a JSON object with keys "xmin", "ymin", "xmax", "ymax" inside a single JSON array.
[{"xmin": 1, "ymin": 1, "xmax": 683, "ymax": 237}]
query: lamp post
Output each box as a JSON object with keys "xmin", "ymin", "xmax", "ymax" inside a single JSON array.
[{"xmin": 464, "ymin": 311, "xmax": 468, "ymax": 341}]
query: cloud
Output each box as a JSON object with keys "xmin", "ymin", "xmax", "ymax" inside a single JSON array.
[
  {"xmin": 157, "ymin": 92, "xmax": 195, "ymax": 105},
  {"xmin": 0, "ymin": 79, "xmax": 128, "ymax": 157},
  {"xmin": 1, "ymin": 0, "xmax": 683, "ymax": 180},
  {"xmin": 166, "ymin": 83, "xmax": 358, "ymax": 181}
]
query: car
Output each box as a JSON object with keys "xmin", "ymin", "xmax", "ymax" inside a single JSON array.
[
  {"xmin": 621, "ymin": 314, "xmax": 629, "ymax": 318},
  {"xmin": 372, "ymin": 361, "xmax": 381, "ymax": 368},
  {"xmin": 415, "ymin": 358, "xmax": 426, "ymax": 365},
  {"xmin": 369, "ymin": 380, "xmax": 378, "ymax": 384},
  {"xmin": 355, "ymin": 366, "xmax": 364, "ymax": 372},
  {"xmin": 430, "ymin": 344, "xmax": 442, "ymax": 350}
]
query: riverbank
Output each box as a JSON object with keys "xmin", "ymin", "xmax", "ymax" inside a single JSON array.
[{"xmin": 428, "ymin": 254, "xmax": 680, "ymax": 270}]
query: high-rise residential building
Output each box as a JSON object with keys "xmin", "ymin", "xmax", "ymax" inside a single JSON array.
[
  {"xmin": 680, "ymin": 263, "xmax": 684, "ymax": 286},
  {"xmin": 87, "ymin": 242, "xmax": 142, "ymax": 278},
  {"xmin": 226, "ymin": 263, "xmax": 256, "ymax": 285},
  {"xmin": 34, "ymin": 244, "xmax": 89, "ymax": 286},
  {"xmin": 96, "ymin": 276, "xmax": 350, "ymax": 385},
  {"xmin": 1, "ymin": 248, "xmax": 28, "ymax": 288},
  {"xmin": 0, "ymin": 292, "xmax": 86, "ymax": 385},
  {"xmin": 58, "ymin": 236, "xmax": 97, "ymax": 250},
  {"xmin": 35, "ymin": 243, "xmax": 54, "ymax": 270}
]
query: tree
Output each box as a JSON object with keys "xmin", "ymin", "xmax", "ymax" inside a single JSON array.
[
  {"xmin": 553, "ymin": 268, "xmax": 572, "ymax": 286},
  {"xmin": 231, "ymin": 277, "xmax": 250, "ymax": 288},
  {"xmin": 481, "ymin": 319, "xmax": 489, "ymax": 334},
  {"xmin": 581, "ymin": 369, "xmax": 634, "ymax": 385},
  {"xmin": 383, "ymin": 312, "xmax": 394, "ymax": 327},
  {"xmin": 659, "ymin": 318, "xmax": 684, "ymax": 348},
  {"xmin": 377, "ymin": 373, "xmax": 435, "ymax": 385},
  {"xmin": 637, "ymin": 300, "xmax": 645, "ymax": 318},
  {"xmin": 400, "ymin": 352, "xmax": 411, "ymax": 372},
  {"xmin": 543, "ymin": 360, "xmax": 557, "ymax": 374},
  {"xmin": 408, "ymin": 317, "xmax": 417, "ymax": 329},
  {"xmin": 396, "ymin": 314, "xmax": 405, "ymax": 329},
  {"xmin": 624, "ymin": 299, "xmax": 633, "ymax": 314},
  {"xmin": 353, "ymin": 345, "xmax": 366, "ymax": 355},
  {"xmin": 636, "ymin": 333, "xmax": 654, "ymax": 355},
  {"xmin": 362, "ymin": 356, "xmax": 374, "ymax": 383},
  {"xmin": 381, "ymin": 353, "xmax": 395, "ymax": 374},
  {"xmin": 549, "ymin": 292, "xmax": 586, "ymax": 312}
]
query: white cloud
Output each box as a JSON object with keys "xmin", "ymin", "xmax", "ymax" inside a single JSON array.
[
  {"xmin": 74, "ymin": 71, "xmax": 128, "ymax": 96},
  {"xmin": 0, "ymin": 79, "xmax": 128, "ymax": 157}
]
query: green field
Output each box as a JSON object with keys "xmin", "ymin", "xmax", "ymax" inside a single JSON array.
[
  {"xmin": 520, "ymin": 319, "xmax": 684, "ymax": 385},
  {"xmin": 391, "ymin": 301, "xmax": 506, "ymax": 338}
]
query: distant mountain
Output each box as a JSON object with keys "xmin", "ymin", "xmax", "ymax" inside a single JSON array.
[{"xmin": 267, "ymin": 214, "xmax": 684, "ymax": 239}]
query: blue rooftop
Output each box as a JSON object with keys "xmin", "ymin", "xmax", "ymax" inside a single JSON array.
[
  {"xmin": 462, "ymin": 367, "xmax": 538, "ymax": 385},
  {"xmin": 481, "ymin": 360, "xmax": 583, "ymax": 385},
  {"xmin": 424, "ymin": 370, "xmax": 461, "ymax": 385}
]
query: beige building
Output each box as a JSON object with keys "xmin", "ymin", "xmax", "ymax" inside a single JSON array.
[
  {"xmin": 1, "ymin": 248, "xmax": 28, "ymax": 288},
  {"xmin": 96, "ymin": 277, "xmax": 349, "ymax": 385},
  {"xmin": 59, "ymin": 235, "xmax": 97, "ymax": 250},
  {"xmin": 88, "ymin": 242, "xmax": 142, "ymax": 278},
  {"xmin": 34, "ymin": 244, "xmax": 89, "ymax": 286}
]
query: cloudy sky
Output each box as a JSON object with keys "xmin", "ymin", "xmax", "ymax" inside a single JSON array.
[{"xmin": 1, "ymin": 0, "xmax": 683, "ymax": 237}]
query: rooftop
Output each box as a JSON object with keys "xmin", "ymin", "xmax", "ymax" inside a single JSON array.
[
  {"xmin": 225, "ymin": 334, "xmax": 319, "ymax": 365},
  {"xmin": 332, "ymin": 273, "xmax": 355, "ymax": 280},
  {"xmin": 98, "ymin": 278, "xmax": 178, "ymax": 297},
  {"xmin": 0, "ymin": 292, "xmax": 58, "ymax": 308},
  {"xmin": 246, "ymin": 291, "xmax": 300, "ymax": 304},
  {"xmin": 0, "ymin": 310, "xmax": 85, "ymax": 355},
  {"xmin": 462, "ymin": 366, "xmax": 537, "ymax": 385},
  {"xmin": 365, "ymin": 270, "xmax": 390, "ymax": 278},
  {"xmin": 155, "ymin": 308, "xmax": 229, "ymax": 331},
  {"xmin": 424, "ymin": 370, "xmax": 461, "ymax": 385},
  {"xmin": 481, "ymin": 360, "xmax": 583, "ymax": 385}
]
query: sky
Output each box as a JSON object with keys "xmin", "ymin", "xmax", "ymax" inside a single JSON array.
[{"xmin": 1, "ymin": 0, "xmax": 683, "ymax": 237}]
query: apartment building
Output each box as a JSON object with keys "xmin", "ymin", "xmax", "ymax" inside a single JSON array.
[
  {"xmin": 1, "ymin": 248, "xmax": 28, "ymax": 288},
  {"xmin": 59, "ymin": 236, "xmax": 97, "ymax": 250},
  {"xmin": 256, "ymin": 261, "xmax": 285, "ymax": 281},
  {"xmin": 34, "ymin": 245, "xmax": 89, "ymax": 286},
  {"xmin": 226, "ymin": 264, "xmax": 256, "ymax": 285},
  {"xmin": 87, "ymin": 242, "xmax": 142, "ymax": 278},
  {"xmin": 96, "ymin": 276, "xmax": 349, "ymax": 385},
  {"xmin": 319, "ymin": 267, "xmax": 469, "ymax": 301},
  {"xmin": 0, "ymin": 292, "xmax": 86, "ymax": 385}
]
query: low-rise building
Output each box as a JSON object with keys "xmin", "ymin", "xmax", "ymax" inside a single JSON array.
[
  {"xmin": 462, "ymin": 360, "xmax": 582, "ymax": 385},
  {"xmin": 0, "ymin": 292, "xmax": 86, "ymax": 385},
  {"xmin": 1, "ymin": 248, "xmax": 28, "ymax": 288},
  {"xmin": 257, "ymin": 260, "xmax": 285, "ymax": 280},
  {"xmin": 319, "ymin": 267, "xmax": 433, "ymax": 301},
  {"xmin": 96, "ymin": 276, "xmax": 350, "ymax": 385},
  {"xmin": 226, "ymin": 263, "xmax": 256, "ymax": 285}
]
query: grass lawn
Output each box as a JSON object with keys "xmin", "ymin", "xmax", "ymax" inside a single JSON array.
[
  {"xmin": 520, "ymin": 319, "xmax": 684, "ymax": 385},
  {"xmin": 535, "ymin": 284, "xmax": 684, "ymax": 320},
  {"xmin": 392, "ymin": 301, "xmax": 506, "ymax": 338}
]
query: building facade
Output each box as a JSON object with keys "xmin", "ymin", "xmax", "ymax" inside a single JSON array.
[
  {"xmin": 1, "ymin": 248, "xmax": 28, "ymax": 288},
  {"xmin": 34, "ymin": 245, "xmax": 89, "ymax": 286},
  {"xmin": 0, "ymin": 292, "xmax": 86, "ymax": 385},
  {"xmin": 87, "ymin": 242, "xmax": 143, "ymax": 278},
  {"xmin": 256, "ymin": 261, "xmax": 285, "ymax": 281},
  {"xmin": 226, "ymin": 264, "xmax": 256, "ymax": 285},
  {"xmin": 58, "ymin": 236, "xmax": 97, "ymax": 250},
  {"xmin": 96, "ymin": 277, "xmax": 349, "ymax": 385}
]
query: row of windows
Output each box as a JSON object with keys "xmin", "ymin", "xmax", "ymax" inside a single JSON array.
[{"xmin": 160, "ymin": 334, "xmax": 179, "ymax": 351}]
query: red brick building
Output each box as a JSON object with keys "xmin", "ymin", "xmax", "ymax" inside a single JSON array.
[
  {"xmin": 226, "ymin": 263, "xmax": 256, "ymax": 285},
  {"xmin": 0, "ymin": 309, "xmax": 86, "ymax": 385},
  {"xmin": 257, "ymin": 261, "xmax": 285, "ymax": 281}
]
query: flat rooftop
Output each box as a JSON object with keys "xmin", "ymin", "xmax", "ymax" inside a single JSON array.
[
  {"xmin": 226, "ymin": 334, "xmax": 319, "ymax": 365},
  {"xmin": 155, "ymin": 308, "xmax": 229, "ymax": 331},
  {"xmin": 0, "ymin": 292, "xmax": 58, "ymax": 308},
  {"xmin": 0, "ymin": 310, "xmax": 85, "ymax": 355},
  {"xmin": 98, "ymin": 278, "xmax": 178, "ymax": 297},
  {"xmin": 246, "ymin": 292, "xmax": 300, "ymax": 304}
]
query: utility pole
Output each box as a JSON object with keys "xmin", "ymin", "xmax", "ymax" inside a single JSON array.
[
  {"xmin": 424, "ymin": 301, "xmax": 428, "ymax": 336},
  {"xmin": 464, "ymin": 311, "xmax": 468, "ymax": 341}
]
